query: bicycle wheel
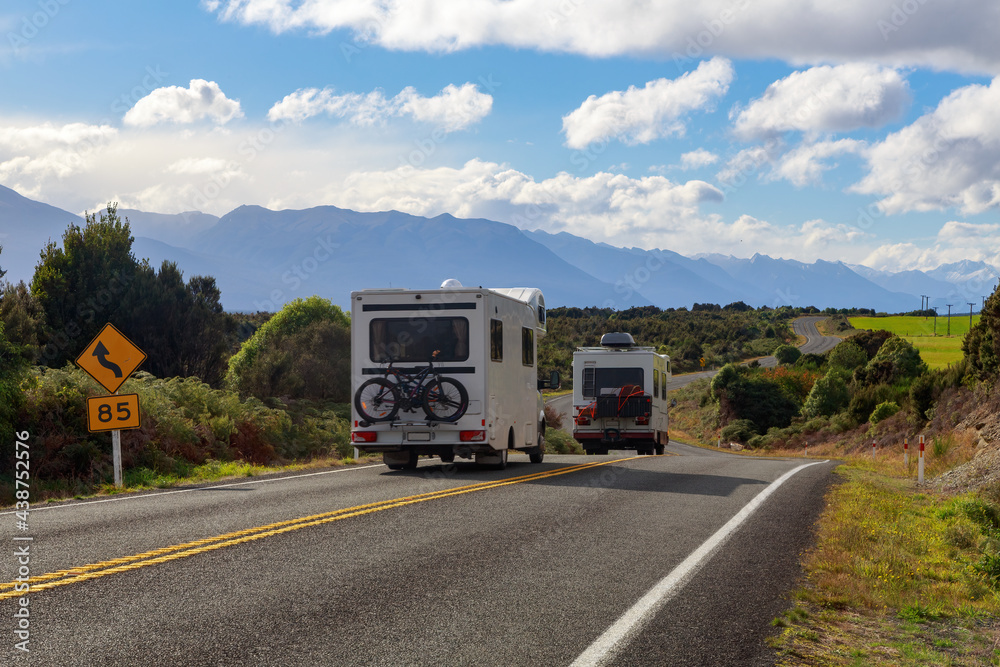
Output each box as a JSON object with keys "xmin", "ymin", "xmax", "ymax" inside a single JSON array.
[
  {"xmin": 355, "ymin": 378, "xmax": 400, "ymax": 422},
  {"xmin": 422, "ymin": 377, "xmax": 468, "ymax": 422}
]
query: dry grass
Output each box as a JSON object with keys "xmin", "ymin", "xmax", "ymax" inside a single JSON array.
[{"xmin": 771, "ymin": 465, "xmax": 1000, "ymax": 666}]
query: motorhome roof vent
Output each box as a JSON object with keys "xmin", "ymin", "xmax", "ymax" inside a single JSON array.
[
  {"xmin": 440, "ymin": 278, "xmax": 463, "ymax": 289},
  {"xmin": 600, "ymin": 332, "xmax": 635, "ymax": 348}
]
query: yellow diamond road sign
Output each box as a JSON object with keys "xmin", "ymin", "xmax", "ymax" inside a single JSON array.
[{"xmin": 76, "ymin": 323, "xmax": 146, "ymax": 394}]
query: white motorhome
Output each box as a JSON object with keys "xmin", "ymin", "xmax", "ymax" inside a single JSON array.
[
  {"xmin": 350, "ymin": 282, "xmax": 556, "ymax": 470},
  {"xmin": 572, "ymin": 333, "xmax": 671, "ymax": 455}
]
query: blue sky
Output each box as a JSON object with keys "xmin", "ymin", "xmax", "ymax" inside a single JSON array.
[{"xmin": 2, "ymin": 0, "xmax": 1000, "ymax": 272}]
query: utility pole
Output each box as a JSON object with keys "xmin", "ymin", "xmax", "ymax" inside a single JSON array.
[
  {"xmin": 933, "ymin": 306, "xmax": 938, "ymax": 335},
  {"xmin": 946, "ymin": 304, "xmax": 953, "ymax": 335},
  {"xmin": 921, "ymin": 295, "xmax": 928, "ymax": 313},
  {"xmin": 969, "ymin": 302, "xmax": 975, "ymax": 332}
]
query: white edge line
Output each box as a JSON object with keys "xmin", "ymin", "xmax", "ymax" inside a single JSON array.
[
  {"xmin": 0, "ymin": 463, "xmax": 386, "ymax": 515},
  {"xmin": 570, "ymin": 459, "xmax": 829, "ymax": 667}
]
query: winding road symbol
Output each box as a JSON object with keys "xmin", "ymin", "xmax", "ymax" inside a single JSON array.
[
  {"xmin": 92, "ymin": 341, "xmax": 123, "ymax": 378},
  {"xmin": 76, "ymin": 323, "xmax": 146, "ymax": 393}
]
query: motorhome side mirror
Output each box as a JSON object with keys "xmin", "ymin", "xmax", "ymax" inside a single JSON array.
[{"xmin": 538, "ymin": 370, "xmax": 560, "ymax": 390}]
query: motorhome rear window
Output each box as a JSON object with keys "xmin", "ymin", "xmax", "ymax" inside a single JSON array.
[
  {"xmin": 583, "ymin": 367, "xmax": 644, "ymax": 398},
  {"xmin": 369, "ymin": 317, "xmax": 470, "ymax": 363}
]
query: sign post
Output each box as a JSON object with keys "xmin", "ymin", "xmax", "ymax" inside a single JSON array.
[
  {"xmin": 918, "ymin": 435, "xmax": 925, "ymax": 484},
  {"xmin": 77, "ymin": 324, "xmax": 146, "ymax": 488}
]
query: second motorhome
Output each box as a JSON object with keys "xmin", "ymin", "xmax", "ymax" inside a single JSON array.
[
  {"xmin": 572, "ymin": 333, "xmax": 671, "ymax": 455},
  {"xmin": 350, "ymin": 282, "xmax": 557, "ymax": 470}
]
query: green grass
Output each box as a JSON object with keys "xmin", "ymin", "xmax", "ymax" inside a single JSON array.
[
  {"xmin": 772, "ymin": 467, "xmax": 1000, "ymax": 666},
  {"xmin": 850, "ymin": 316, "xmax": 980, "ymax": 369}
]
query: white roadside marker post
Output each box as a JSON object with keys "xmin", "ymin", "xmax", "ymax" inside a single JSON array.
[
  {"xmin": 872, "ymin": 439, "xmax": 876, "ymax": 460},
  {"xmin": 918, "ymin": 435, "xmax": 925, "ymax": 484},
  {"xmin": 904, "ymin": 437, "xmax": 909, "ymax": 468}
]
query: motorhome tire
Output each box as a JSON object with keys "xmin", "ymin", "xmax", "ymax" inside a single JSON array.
[
  {"xmin": 355, "ymin": 378, "xmax": 400, "ymax": 422},
  {"xmin": 528, "ymin": 432, "xmax": 545, "ymax": 463},
  {"xmin": 655, "ymin": 444, "xmax": 665, "ymax": 455},
  {"xmin": 439, "ymin": 451, "xmax": 455, "ymax": 464}
]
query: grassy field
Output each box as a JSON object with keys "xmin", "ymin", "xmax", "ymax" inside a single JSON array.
[{"xmin": 849, "ymin": 315, "xmax": 981, "ymax": 369}]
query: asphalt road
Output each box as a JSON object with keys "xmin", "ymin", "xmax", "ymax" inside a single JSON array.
[
  {"xmin": 2, "ymin": 446, "xmax": 837, "ymax": 666},
  {"xmin": 547, "ymin": 315, "xmax": 841, "ymax": 430}
]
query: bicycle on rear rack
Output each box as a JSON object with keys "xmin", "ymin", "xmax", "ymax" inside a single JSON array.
[{"xmin": 354, "ymin": 350, "xmax": 469, "ymax": 425}]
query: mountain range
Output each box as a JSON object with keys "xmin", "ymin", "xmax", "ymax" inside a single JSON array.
[{"xmin": 1, "ymin": 184, "xmax": 997, "ymax": 313}]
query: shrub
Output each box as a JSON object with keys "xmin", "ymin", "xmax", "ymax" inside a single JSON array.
[
  {"xmin": 869, "ymin": 400, "xmax": 900, "ymax": 425},
  {"xmin": 773, "ymin": 344, "xmax": 801, "ymax": 365},
  {"xmin": 802, "ymin": 367, "xmax": 851, "ymax": 418},
  {"xmin": 227, "ymin": 296, "xmax": 351, "ymax": 401},
  {"xmin": 712, "ymin": 364, "xmax": 802, "ymax": 434},
  {"xmin": 545, "ymin": 427, "xmax": 580, "ymax": 454},
  {"xmin": 828, "ymin": 340, "xmax": 866, "ymax": 371},
  {"xmin": 847, "ymin": 383, "xmax": 896, "ymax": 424},
  {"xmin": 721, "ymin": 419, "xmax": 758, "ymax": 443},
  {"xmin": 909, "ymin": 373, "xmax": 935, "ymax": 421}
]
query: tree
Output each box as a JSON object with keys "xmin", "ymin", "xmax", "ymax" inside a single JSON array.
[
  {"xmin": 854, "ymin": 336, "xmax": 927, "ymax": 386},
  {"xmin": 773, "ymin": 344, "xmax": 801, "ymax": 365},
  {"xmin": 227, "ymin": 296, "xmax": 351, "ymax": 401},
  {"xmin": 0, "ymin": 280, "xmax": 43, "ymax": 362},
  {"xmin": 31, "ymin": 204, "xmax": 139, "ymax": 367},
  {"xmin": 802, "ymin": 367, "xmax": 851, "ymax": 417},
  {"xmin": 0, "ymin": 321, "xmax": 28, "ymax": 451},
  {"xmin": 119, "ymin": 261, "xmax": 234, "ymax": 386},
  {"xmin": 828, "ymin": 340, "xmax": 866, "ymax": 371},
  {"xmin": 964, "ymin": 287, "xmax": 1000, "ymax": 381}
]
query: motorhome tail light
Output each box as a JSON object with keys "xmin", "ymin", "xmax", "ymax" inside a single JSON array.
[
  {"xmin": 635, "ymin": 415, "xmax": 649, "ymax": 425},
  {"xmin": 460, "ymin": 430, "xmax": 486, "ymax": 442},
  {"xmin": 575, "ymin": 414, "xmax": 591, "ymax": 425},
  {"xmin": 351, "ymin": 431, "xmax": 377, "ymax": 443}
]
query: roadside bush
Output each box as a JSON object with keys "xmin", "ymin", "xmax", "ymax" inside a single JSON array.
[
  {"xmin": 545, "ymin": 427, "xmax": 581, "ymax": 454},
  {"xmin": 543, "ymin": 403, "xmax": 564, "ymax": 431},
  {"xmin": 794, "ymin": 352, "xmax": 826, "ymax": 371},
  {"xmin": 6, "ymin": 365, "xmax": 352, "ymax": 504},
  {"xmin": 828, "ymin": 340, "xmax": 866, "ymax": 371},
  {"xmin": 909, "ymin": 373, "xmax": 935, "ymax": 421},
  {"xmin": 869, "ymin": 401, "xmax": 900, "ymax": 425},
  {"xmin": 847, "ymin": 383, "xmax": 896, "ymax": 425},
  {"xmin": 802, "ymin": 367, "xmax": 851, "ymax": 418},
  {"xmin": 851, "ymin": 329, "xmax": 894, "ymax": 360},
  {"xmin": 721, "ymin": 418, "xmax": 758, "ymax": 443},
  {"xmin": 227, "ymin": 296, "xmax": 351, "ymax": 401},
  {"xmin": 773, "ymin": 344, "xmax": 802, "ymax": 365},
  {"xmin": 712, "ymin": 363, "xmax": 801, "ymax": 433}
]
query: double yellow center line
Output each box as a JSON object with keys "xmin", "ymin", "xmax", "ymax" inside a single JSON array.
[{"xmin": 1, "ymin": 458, "xmax": 636, "ymax": 601}]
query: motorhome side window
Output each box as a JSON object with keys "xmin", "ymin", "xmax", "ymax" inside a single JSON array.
[
  {"xmin": 522, "ymin": 327, "xmax": 534, "ymax": 366},
  {"xmin": 490, "ymin": 319, "xmax": 503, "ymax": 362},
  {"xmin": 369, "ymin": 317, "xmax": 470, "ymax": 363},
  {"xmin": 653, "ymin": 369, "xmax": 659, "ymax": 398},
  {"xmin": 582, "ymin": 367, "xmax": 596, "ymax": 398}
]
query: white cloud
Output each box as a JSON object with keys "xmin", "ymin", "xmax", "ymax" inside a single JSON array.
[
  {"xmin": 679, "ymin": 149, "xmax": 719, "ymax": 170},
  {"xmin": 204, "ymin": 1, "xmax": 1000, "ymax": 74},
  {"xmin": 715, "ymin": 143, "xmax": 781, "ymax": 187},
  {"xmin": 771, "ymin": 139, "xmax": 868, "ymax": 186},
  {"xmin": 851, "ymin": 77, "xmax": 1000, "ymax": 214},
  {"xmin": 561, "ymin": 57, "xmax": 733, "ymax": 149},
  {"xmin": 732, "ymin": 64, "xmax": 910, "ymax": 140},
  {"xmin": 0, "ymin": 121, "xmax": 118, "ymax": 188},
  {"xmin": 123, "ymin": 79, "xmax": 244, "ymax": 127},
  {"xmin": 268, "ymin": 83, "xmax": 491, "ymax": 131}
]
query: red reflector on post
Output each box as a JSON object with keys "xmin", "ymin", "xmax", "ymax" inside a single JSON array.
[
  {"xmin": 460, "ymin": 430, "xmax": 486, "ymax": 442},
  {"xmin": 351, "ymin": 431, "xmax": 377, "ymax": 443}
]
